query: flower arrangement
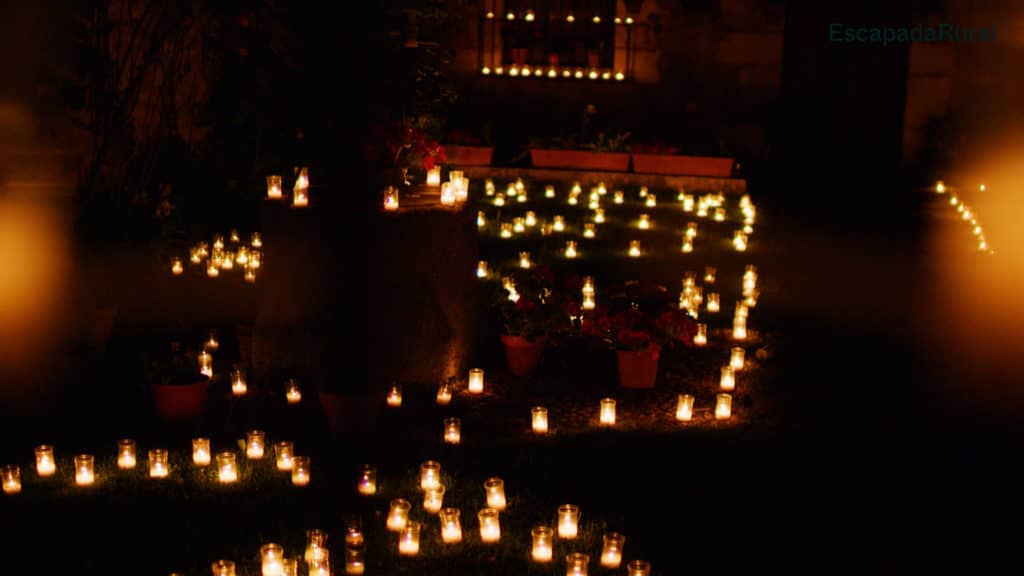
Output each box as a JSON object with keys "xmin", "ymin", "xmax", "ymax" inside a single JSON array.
[
  {"xmin": 491, "ymin": 265, "xmax": 571, "ymax": 339},
  {"xmin": 581, "ymin": 282, "xmax": 698, "ymax": 351},
  {"xmin": 386, "ymin": 121, "xmax": 447, "ymax": 173}
]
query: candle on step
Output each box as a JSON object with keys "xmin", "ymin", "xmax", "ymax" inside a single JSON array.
[
  {"xmin": 733, "ymin": 315, "xmax": 747, "ymax": 340},
  {"xmin": 694, "ymin": 323, "xmax": 708, "ymax": 346},
  {"xmin": 216, "ymin": 452, "xmax": 237, "ymax": 483},
  {"xmin": 148, "ymin": 449, "xmax": 169, "ymax": 478},
  {"xmin": 716, "ymin": 393, "xmax": 732, "ymax": 419},
  {"xmin": 399, "ymin": 521, "xmax": 421, "ymax": 556},
  {"xmin": 600, "ymin": 532, "xmax": 625, "ymax": 568},
  {"xmin": 627, "ymin": 560, "xmax": 652, "ymax": 576},
  {"xmin": 357, "ymin": 465, "xmax": 376, "ymax": 495},
  {"xmin": 383, "ymin": 186, "xmax": 399, "ymax": 211},
  {"xmin": 594, "ymin": 208, "xmax": 606, "ymax": 223},
  {"xmin": 614, "ymin": 191, "xmax": 624, "ymax": 204},
  {"xmin": 440, "ymin": 182, "xmax": 456, "ymax": 206},
  {"xmin": 566, "ymin": 552, "xmax": 590, "ymax": 575},
  {"xmin": 531, "ymin": 526, "xmax": 554, "ymax": 562},
  {"xmin": 730, "ymin": 347, "xmax": 746, "ymax": 370},
  {"xmin": 246, "ymin": 430, "xmax": 266, "ymax": 460},
  {"xmin": 345, "ymin": 547, "xmax": 365, "ymax": 575},
  {"xmin": 545, "ymin": 185, "xmax": 556, "ymax": 198},
  {"xmin": 519, "ymin": 251, "xmax": 531, "ymax": 268},
  {"xmin": 583, "ymin": 223, "xmax": 596, "ymax": 238},
  {"xmin": 292, "ymin": 167, "xmax": 309, "ymax": 207},
  {"xmin": 476, "ymin": 260, "xmax": 489, "ymax": 278},
  {"xmin": 565, "ymin": 241, "xmax": 577, "ymax": 258},
  {"xmin": 387, "ymin": 499, "xmax": 411, "ymax": 531},
  {"xmin": 638, "ymin": 214, "xmax": 650, "ymax": 229},
  {"xmin": 2, "ymin": 465, "xmax": 21, "ymax": 494},
  {"xmin": 423, "ymin": 485, "xmax": 445, "ymax": 514},
  {"xmin": 260, "ymin": 543, "xmax": 284, "ymax": 576},
  {"xmin": 553, "ymin": 215, "xmax": 565, "ymax": 231},
  {"xmin": 231, "ymin": 369, "xmax": 247, "ymax": 396},
  {"xmin": 267, "ymin": 175, "xmax": 283, "ymax": 199},
  {"xmin": 440, "ymin": 508, "xmax": 463, "ymax": 543},
  {"xmin": 344, "ymin": 514, "xmax": 363, "ymax": 547},
  {"xmin": 275, "ymin": 442, "xmax": 294, "ymax": 471},
  {"xmin": 468, "ymin": 368, "xmax": 484, "ymax": 394},
  {"xmin": 599, "ymin": 398, "xmax": 616, "ymax": 426},
  {"xmin": 628, "ymin": 240, "xmax": 641, "ymax": 257},
  {"xmin": 192, "ymin": 438, "xmax": 211, "ymax": 466},
  {"xmin": 720, "ymin": 366, "xmax": 736, "ymax": 391},
  {"xmin": 478, "ymin": 508, "xmax": 501, "ymax": 543},
  {"xmin": 532, "ymin": 406, "xmax": 549, "ymax": 434},
  {"xmin": 558, "ymin": 504, "xmax": 580, "ymax": 538},
  {"xmin": 707, "ymin": 293, "xmax": 720, "ymax": 313},
  {"xmin": 484, "ymin": 477, "xmax": 507, "ymax": 510},
  {"xmin": 675, "ymin": 394, "xmax": 695, "ymax": 421},
  {"xmin": 426, "ymin": 166, "xmax": 441, "ymax": 186},
  {"xmin": 437, "ymin": 383, "xmax": 453, "ymax": 405},
  {"xmin": 284, "ymin": 379, "xmax": 302, "ymax": 403},
  {"xmin": 305, "ymin": 529, "xmax": 328, "ymax": 564},
  {"xmin": 211, "ymin": 560, "xmax": 236, "ymax": 576},
  {"xmin": 444, "ymin": 418, "xmax": 461, "ymax": 444},
  {"xmin": 171, "ymin": 257, "xmax": 184, "ymax": 275},
  {"xmin": 420, "ymin": 460, "xmax": 442, "ymax": 491},
  {"xmin": 118, "ymin": 439, "xmax": 136, "ymax": 469},
  {"xmin": 198, "ymin": 350, "xmax": 213, "ymax": 378}
]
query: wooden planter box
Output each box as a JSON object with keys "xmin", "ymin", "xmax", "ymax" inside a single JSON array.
[
  {"xmin": 446, "ymin": 145, "xmax": 494, "ymax": 166},
  {"xmin": 530, "ymin": 149, "xmax": 631, "ymax": 172},
  {"xmin": 632, "ymin": 154, "xmax": 734, "ymax": 177}
]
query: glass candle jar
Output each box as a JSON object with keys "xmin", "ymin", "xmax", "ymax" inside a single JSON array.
[
  {"xmin": 638, "ymin": 214, "xmax": 651, "ymax": 229},
  {"xmin": 645, "ymin": 194, "xmax": 657, "ymax": 207},
  {"xmin": 423, "ymin": 485, "xmax": 445, "ymax": 514},
  {"xmin": 484, "ymin": 477, "xmax": 507, "ymax": 510},
  {"xmin": 525, "ymin": 211, "xmax": 537, "ymax": 226},
  {"xmin": 386, "ymin": 385, "xmax": 402, "ymax": 407},
  {"xmin": 519, "ymin": 251, "xmax": 531, "ymax": 268},
  {"xmin": 545, "ymin": 184, "xmax": 556, "ymax": 198},
  {"xmin": 564, "ymin": 240, "xmax": 578, "ymax": 258},
  {"xmin": 117, "ymin": 439, "xmax": 137, "ymax": 469},
  {"xmin": 439, "ymin": 508, "xmax": 463, "ymax": 543},
  {"xmin": 216, "ymin": 452, "xmax": 237, "ymax": 483},
  {"xmin": 476, "ymin": 260, "xmax": 489, "ymax": 279},
  {"xmin": 266, "ymin": 175, "xmax": 283, "ymax": 199},
  {"xmin": 244, "ymin": 268, "xmax": 257, "ymax": 283},
  {"xmin": 582, "ymin": 293, "xmax": 596, "ymax": 310},
  {"xmin": 733, "ymin": 315, "xmax": 748, "ymax": 340},
  {"xmin": 499, "ymin": 221, "xmax": 512, "ymax": 237},
  {"xmin": 357, "ymin": 465, "xmax": 376, "ymax": 495},
  {"xmin": 594, "ymin": 208, "xmax": 606, "ymax": 223},
  {"xmin": 478, "ymin": 508, "xmax": 501, "ymax": 543},
  {"xmin": 344, "ymin": 514, "xmax": 364, "ymax": 547},
  {"xmin": 566, "ymin": 552, "xmax": 590, "ymax": 576},
  {"xmin": 707, "ymin": 293, "xmax": 720, "ymax": 313},
  {"xmin": 716, "ymin": 393, "xmax": 733, "ymax": 420},
  {"xmin": 293, "ymin": 167, "xmax": 309, "ymax": 206},
  {"xmin": 74, "ymin": 454, "xmax": 95, "ymax": 486},
  {"xmin": 583, "ymin": 222, "xmax": 596, "ymax": 238},
  {"xmin": 704, "ymin": 266, "xmax": 716, "ymax": 283},
  {"xmin": 280, "ymin": 559, "xmax": 298, "ymax": 576},
  {"xmin": 398, "ymin": 521, "xmax": 421, "ymax": 556},
  {"xmin": 193, "ymin": 438, "xmax": 211, "ymax": 466},
  {"xmin": 694, "ymin": 323, "xmax": 708, "ymax": 346},
  {"xmin": 531, "ymin": 526, "xmax": 554, "ymax": 562},
  {"xmin": 600, "ymin": 532, "xmax": 625, "ymax": 568},
  {"xmin": 246, "ymin": 431, "xmax": 266, "ymax": 460},
  {"xmin": 291, "ymin": 456, "xmax": 310, "ymax": 486},
  {"xmin": 553, "ymin": 215, "xmax": 565, "ymax": 232},
  {"xmin": 211, "ymin": 560, "xmax": 236, "ymax": 576},
  {"xmin": 468, "ymin": 368, "xmax": 484, "ymax": 394},
  {"xmin": 731, "ymin": 347, "xmax": 746, "ymax": 370},
  {"xmin": 305, "ymin": 529, "xmax": 328, "ymax": 564},
  {"xmin": 345, "ymin": 547, "xmax": 365, "ymax": 575},
  {"xmin": 436, "ymin": 383, "xmax": 453, "ymax": 405},
  {"xmin": 275, "ymin": 442, "xmax": 294, "ymax": 471},
  {"xmin": 426, "ymin": 166, "xmax": 441, "ymax": 186},
  {"xmin": 599, "ymin": 398, "xmax": 616, "ymax": 426},
  {"xmin": 613, "ymin": 190, "xmax": 624, "ymax": 204},
  {"xmin": 387, "ymin": 499, "xmax": 412, "ymax": 531},
  {"xmin": 285, "ymin": 379, "xmax": 302, "ymax": 404},
  {"xmin": 260, "ymin": 543, "xmax": 284, "ymax": 576},
  {"xmin": 198, "ymin": 350, "xmax": 213, "ymax": 378},
  {"xmin": 444, "ymin": 418, "xmax": 461, "ymax": 445},
  {"xmin": 494, "ymin": 193, "xmax": 506, "ymax": 207},
  {"xmin": 231, "ymin": 370, "xmax": 247, "ymax": 396},
  {"xmin": 2, "ymin": 465, "xmax": 21, "ymax": 494},
  {"xmin": 383, "ymin": 186, "xmax": 399, "ymax": 211},
  {"xmin": 557, "ymin": 504, "xmax": 580, "ymax": 538},
  {"xmin": 681, "ymin": 239, "xmax": 693, "ymax": 253},
  {"xmin": 420, "ymin": 460, "xmax": 442, "ymax": 491},
  {"xmin": 477, "ymin": 210, "xmax": 487, "ymax": 228},
  {"xmin": 148, "ymin": 449, "xmax": 169, "ymax": 478},
  {"xmin": 171, "ymin": 257, "xmax": 184, "ymax": 275},
  {"xmin": 440, "ymin": 182, "xmax": 456, "ymax": 205},
  {"xmin": 675, "ymin": 394, "xmax": 695, "ymax": 421},
  {"xmin": 627, "ymin": 560, "xmax": 652, "ymax": 576},
  {"xmin": 720, "ymin": 366, "xmax": 736, "ymax": 391},
  {"xmin": 628, "ymin": 240, "xmax": 641, "ymax": 257},
  {"xmin": 306, "ymin": 560, "xmax": 330, "ymax": 576},
  {"xmin": 532, "ymin": 406, "xmax": 549, "ymax": 434}
]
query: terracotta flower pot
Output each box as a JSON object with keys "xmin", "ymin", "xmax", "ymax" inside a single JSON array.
[
  {"xmin": 501, "ymin": 334, "xmax": 547, "ymax": 377},
  {"xmin": 446, "ymin": 145, "xmax": 494, "ymax": 166},
  {"xmin": 616, "ymin": 348, "xmax": 660, "ymax": 389},
  {"xmin": 530, "ymin": 149, "xmax": 631, "ymax": 171},
  {"xmin": 151, "ymin": 377, "xmax": 209, "ymax": 422},
  {"xmin": 631, "ymin": 154, "xmax": 734, "ymax": 177}
]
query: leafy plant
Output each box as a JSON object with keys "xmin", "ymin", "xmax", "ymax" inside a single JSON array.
[
  {"xmin": 581, "ymin": 282, "xmax": 697, "ymax": 351},
  {"xmin": 490, "ymin": 265, "xmax": 571, "ymax": 339},
  {"xmin": 582, "ymin": 130, "xmax": 631, "ymax": 153}
]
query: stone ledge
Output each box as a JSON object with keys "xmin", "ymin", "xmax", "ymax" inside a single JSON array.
[{"xmin": 460, "ymin": 167, "xmax": 747, "ymax": 194}]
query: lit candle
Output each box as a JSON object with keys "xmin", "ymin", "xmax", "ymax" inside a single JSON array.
[
  {"xmin": 553, "ymin": 215, "xmax": 565, "ymax": 232},
  {"xmin": 230, "ymin": 369, "xmax": 247, "ymax": 396},
  {"xmin": 600, "ymin": 532, "xmax": 625, "ymax": 568},
  {"xmin": 192, "ymin": 438, "xmax": 211, "ymax": 466},
  {"xmin": 198, "ymin": 350, "xmax": 213, "ymax": 378},
  {"xmin": 694, "ymin": 324, "xmax": 707, "ymax": 346},
  {"xmin": 387, "ymin": 385, "xmax": 402, "ymax": 407},
  {"xmin": 357, "ymin": 465, "xmax": 376, "ymax": 495},
  {"xmin": 571, "ymin": 181, "xmax": 582, "ymax": 195},
  {"xmin": 383, "ymin": 186, "xmax": 399, "ymax": 211},
  {"xmin": 558, "ymin": 504, "xmax": 580, "ymax": 538},
  {"xmin": 628, "ymin": 240, "xmax": 641, "ymax": 257},
  {"xmin": 478, "ymin": 508, "xmax": 501, "ymax": 543},
  {"xmin": 936, "ymin": 181, "xmax": 946, "ymax": 193},
  {"xmin": 291, "ymin": 456, "xmax": 310, "ymax": 486},
  {"xmin": 484, "ymin": 477, "xmax": 507, "ymax": 510},
  {"xmin": 707, "ymin": 293, "xmax": 720, "ymax": 313},
  {"xmin": 566, "ymin": 552, "xmax": 590, "ymax": 575},
  {"xmin": 305, "ymin": 529, "xmax": 329, "ymax": 564},
  {"xmin": 261, "ymin": 543, "xmax": 284, "ymax": 576},
  {"xmin": 219, "ymin": 253, "xmax": 235, "ymax": 270},
  {"xmin": 190, "ymin": 249, "xmax": 202, "ymax": 264},
  {"xmin": 216, "ymin": 452, "xmax": 237, "ymax": 483},
  {"xmin": 714, "ymin": 207, "xmax": 726, "ymax": 221},
  {"xmin": 246, "ymin": 430, "xmax": 266, "ymax": 460},
  {"xmin": 638, "ymin": 214, "xmax": 650, "ymax": 229},
  {"xmin": 532, "ymin": 406, "xmax": 549, "ymax": 434},
  {"xmin": 251, "ymin": 232, "xmax": 262, "ymax": 248},
  {"xmin": 171, "ymin": 257, "xmax": 184, "ymax": 275},
  {"xmin": 545, "ymin": 185, "xmax": 556, "ymax": 198},
  {"xmin": 675, "ymin": 394, "xmax": 695, "ymax": 421},
  {"xmin": 440, "ymin": 508, "xmax": 463, "ymax": 543},
  {"xmin": 345, "ymin": 547, "xmax": 365, "ymax": 575},
  {"xmin": 514, "ymin": 218, "xmax": 526, "ymax": 233},
  {"xmin": 582, "ymin": 293, "xmax": 595, "ymax": 310},
  {"xmin": 281, "ymin": 559, "xmax": 298, "ymax": 576},
  {"xmin": 285, "ymin": 379, "xmax": 302, "ymax": 404},
  {"xmin": 494, "ymin": 193, "xmax": 506, "ymax": 207},
  {"xmin": 733, "ymin": 315, "xmax": 747, "ymax": 340},
  {"xmin": 720, "ymin": 366, "xmax": 736, "ymax": 391},
  {"xmin": 565, "ymin": 241, "xmax": 577, "ymax": 258},
  {"xmin": 594, "ymin": 208, "xmax": 605, "ymax": 223},
  {"xmin": 733, "ymin": 231, "xmax": 748, "ymax": 251},
  {"xmin": 686, "ymin": 222, "xmax": 698, "ymax": 239},
  {"xmin": 399, "ymin": 521, "xmax": 421, "ymax": 556},
  {"xmin": 645, "ymin": 194, "xmax": 657, "ymax": 207},
  {"xmin": 345, "ymin": 515, "xmax": 364, "ymax": 547},
  {"xmin": 147, "ymin": 449, "xmax": 169, "ymax": 478},
  {"xmin": 716, "ymin": 393, "xmax": 733, "ymax": 419},
  {"xmin": 599, "ymin": 398, "xmax": 616, "ymax": 426},
  {"xmin": 74, "ymin": 454, "xmax": 95, "ymax": 486},
  {"xmin": 682, "ymin": 195, "xmax": 694, "ymax": 211},
  {"xmin": 2, "ymin": 465, "xmax": 21, "ymax": 494},
  {"xmin": 441, "ymin": 182, "xmax": 456, "ymax": 205},
  {"xmin": 244, "ymin": 267, "xmax": 257, "ymax": 283},
  {"xmin": 444, "ymin": 418, "xmax": 461, "ymax": 444},
  {"xmin": 307, "ymin": 560, "xmax": 330, "ymax": 576},
  {"xmin": 499, "ymin": 222, "xmax": 512, "ymax": 237},
  {"xmin": 426, "ymin": 166, "xmax": 441, "ymax": 186},
  {"xmin": 613, "ymin": 191, "xmax": 624, "ymax": 204},
  {"xmin": 730, "ymin": 347, "xmax": 746, "ymax": 370},
  {"xmin": 212, "ymin": 560, "xmax": 236, "ymax": 576},
  {"xmin": 476, "ymin": 260, "xmax": 489, "ymax": 279},
  {"xmin": 568, "ymin": 193, "xmax": 579, "ymax": 206},
  {"xmin": 423, "ymin": 485, "xmax": 445, "ymax": 514},
  {"xmin": 627, "ymin": 560, "xmax": 652, "ymax": 576},
  {"xmin": 583, "ymin": 223, "xmax": 596, "ymax": 238},
  {"xmin": 681, "ymin": 239, "xmax": 693, "ymax": 253},
  {"xmin": 436, "ymin": 383, "xmax": 453, "ymax": 405},
  {"xmin": 117, "ymin": 439, "xmax": 136, "ymax": 469},
  {"xmin": 293, "ymin": 167, "xmax": 310, "ymax": 207},
  {"xmin": 531, "ymin": 526, "xmax": 554, "ymax": 562},
  {"xmin": 485, "ymin": 179, "xmax": 495, "ymax": 195},
  {"xmin": 517, "ymin": 191, "xmax": 527, "ymax": 203},
  {"xmin": 387, "ymin": 499, "xmax": 411, "ymax": 531},
  {"xmin": 275, "ymin": 442, "xmax": 294, "ymax": 471},
  {"xmin": 420, "ymin": 460, "xmax": 442, "ymax": 491},
  {"xmin": 267, "ymin": 175, "xmax": 283, "ymax": 199}
]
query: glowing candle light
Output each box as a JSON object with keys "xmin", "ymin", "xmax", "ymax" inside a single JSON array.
[
  {"xmin": 251, "ymin": 232, "xmax": 262, "ymax": 248},
  {"xmin": 305, "ymin": 529, "xmax": 328, "ymax": 564},
  {"xmin": 423, "ymin": 485, "xmax": 445, "ymax": 514},
  {"xmin": 531, "ymin": 526, "xmax": 554, "ymax": 562},
  {"xmin": 230, "ymin": 369, "xmax": 247, "ymax": 396},
  {"xmin": 594, "ymin": 208, "xmax": 606, "ymax": 223},
  {"xmin": 681, "ymin": 239, "xmax": 693, "ymax": 253},
  {"xmin": 601, "ymin": 532, "xmax": 625, "ymax": 568},
  {"xmin": 462, "ymin": 368, "xmax": 485, "ymax": 395},
  {"xmin": 694, "ymin": 323, "xmax": 707, "ymax": 346},
  {"xmin": 675, "ymin": 394, "xmax": 695, "ymax": 421},
  {"xmin": 683, "ymin": 195, "xmax": 695, "ymax": 211},
  {"xmin": 291, "ymin": 456, "xmax": 310, "ymax": 486},
  {"xmin": 599, "ymin": 398, "xmax": 616, "ymax": 426},
  {"xmin": 399, "ymin": 521, "xmax": 421, "ymax": 556},
  {"xmin": 484, "ymin": 477, "xmax": 507, "ymax": 510},
  {"xmin": 198, "ymin": 350, "xmax": 213, "ymax": 378},
  {"xmin": 219, "ymin": 253, "xmax": 235, "ymax": 270},
  {"xmin": 707, "ymin": 293, "xmax": 720, "ymax": 312},
  {"xmin": 733, "ymin": 315, "xmax": 748, "ymax": 340},
  {"xmin": 440, "ymin": 507, "xmax": 463, "ymax": 543},
  {"xmin": 494, "ymin": 193, "xmax": 506, "ymax": 207},
  {"xmin": 212, "ymin": 560, "xmax": 236, "ymax": 576},
  {"xmin": 532, "ymin": 406, "xmax": 549, "ymax": 434},
  {"xmin": 261, "ymin": 543, "xmax": 284, "ymax": 576},
  {"xmin": 357, "ymin": 465, "xmax": 376, "ymax": 495},
  {"xmin": 514, "ymin": 218, "xmax": 526, "ymax": 233},
  {"xmin": 686, "ymin": 222, "xmax": 698, "ymax": 239},
  {"xmin": 249, "ymin": 249, "xmax": 262, "ymax": 268},
  {"xmin": 627, "ymin": 560, "xmax": 652, "ymax": 576},
  {"xmin": 714, "ymin": 207, "xmax": 726, "ymax": 222},
  {"xmin": 2, "ymin": 465, "xmax": 21, "ymax": 494},
  {"xmin": 117, "ymin": 439, "xmax": 136, "ymax": 469},
  {"xmin": 567, "ymin": 552, "xmax": 590, "ymax": 575},
  {"xmin": 74, "ymin": 454, "xmax": 95, "ymax": 486},
  {"xmin": 515, "ymin": 178, "xmax": 525, "ymax": 192},
  {"xmin": 525, "ymin": 211, "xmax": 538, "ymax": 227},
  {"xmin": 638, "ymin": 187, "xmax": 648, "ymax": 198},
  {"xmin": 387, "ymin": 385, "xmax": 402, "ymax": 407},
  {"xmin": 345, "ymin": 515, "xmax": 364, "ymax": 547},
  {"xmin": 383, "ymin": 186, "xmax": 399, "ymax": 211},
  {"xmin": 444, "ymin": 418, "xmax": 461, "ymax": 445},
  {"xmin": 545, "ymin": 185, "xmax": 556, "ymax": 198},
  {"xmin": 628, "ymin": 240, "xmax": 641, "ymax": 257},
  {"xmin": 235, "ymin": 247, "xmax": 249, "ymax": 266},
  {"xmin": 614, "ymin": 191, "xmax": 624, "ymax": 204},
  {"xmin": 171, "ymin": 257, "xmax": 184, "ymax": 276},
  {"xmin": 720, "ymin": 366, "xmax": 736, "ymax": 391},
  {"xmin": 436, "ymin": 383, "xmax": 453, "ymax": 405},
  {"xmin": 582, "ymin": 293, "xmax": 595, "ymax": 310},
  {"xmin": 476, "ymin": 260, "xmax": 489, "ymax": 279},
  {"xmin": 478, "ymin": 508, "xmax": 501, "ymax": 543},
  {"xmin": 704, "ymin": 266, "xmax": 716, "ymax": 284},
  {"xmin": 190, "ymin": 249, "xmax": 202, "ymax": 264},
  {"xmin": 517, "ymin": 191, "xmax": 528, "ymax": 203},
  {"xmin": 440, "ymin": 182, "xmax": 456, "ymax": 206},
  {"xmin": 293, "ymin": 167, "xmax": 309, "ymax": 207},
  {"xmin": 307, "ymin": 560, "xmax": 330, "ymax": 576},
  {"xmin": 519, "ymin": 251, "xmax": 531, "ymax": 268},
  {"xmin": 275, "ymin": 442, "xmax": 294, "ymax": 471},
  {"xmin": 267, "ymin": 175, "xmax": 283, "ymax": 199},
  {"xmin": 193, "ymin": 438, "xmax": 211, "ymax": 466},
  {"xmin": 245, "ymin": 266, "xmax": 257, "ymax": 282},
  {"xmin": 387, "ymin": 499, "xmax": 412, "ymax": 531},
  {"xmin": 246, "ymin": 430, "xmax": 266, "ymax": 460},
  {"xmin": 582, "ymin": 276, "xmax": 595, "ymax": 296},
  {"xmin": 485, "ymin": 179, "xmax": 495, "ymax": 195},
  {"xmin": 716, "ymin": 393, "xmax": 732, "ymax": 419},
  {"xmin": 147, "ymin": 449, "xmax": 169, "ymax": 478},
  {"xmin": 638, "ymin": 214, "xmax": 651, "ymax": 229},
  {"xmin": 645, "ymin": 194, "xmax": 657, "ymax": 207},
  {"xmin": 558, "ymin": 505, "xmax": 579, "ymax": 537},
  {"xmin": 426, "ymin": 166, "xmax": 441, "ymax": 187},
  {"xmin": 733, "ymin": 231, "xmax": 748, "ymax": 251},
  {"xmin": 697, "ymin": 204, "xmax": 709, "ymax": 218},
  {"xmin": 583, "ymin": 223, "xmax": 596, "ymax": 238},
  {"xmin": 216, "ymin": 450, "xmax": 237, "ymax": 481},
  {"xmin": 499, "ymin": 222, "xmax": 513, "ymax": 238},
  {"xmin": 420, "ymin": 460, "xmax": 442, "ymax": 491},
  {"xmin": 565, "ymin": 241, "xmax": 578, "ymax": 258},
  {"xmin": 730, "ymin": 347, "xmax": 746, "ymax": 370},
  {"xmin": 345, "ymin": 547, "xmax": 365, "ymax": 575},
  {"xmin": 553, "ymin": 215, "xmax": 566, "ymax": 231}
]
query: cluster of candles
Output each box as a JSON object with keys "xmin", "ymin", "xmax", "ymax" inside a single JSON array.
[
  {"xmin": 486, "ymin": 8, "xmax": 635, "ymax": 26},
  {"xmin": 211, "ymin": 527, "xmax": 350, "ymax": 576},
  {"xmin": 3, "ymin": 434, "xmax": 311, "ymax": 491},
  {"xmin": 265, "ymin": 167, "xmax": 309, "ymax": 208},
  {"xmin": 936, "ymin": 181, "xmax": 994, "ymax": 254},
  {"xmin": 381, "ymin": 169, "xmax": 471, "ymax": 210},
  {"xmin": 482, "ymin": 65, "xmax": 626, "ymax": 82},
  {"xmin": 176, "ymin": 230, "xmax": 263, "ymax": 283}
]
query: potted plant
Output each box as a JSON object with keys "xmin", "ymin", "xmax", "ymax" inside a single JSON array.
[
  {"xmin": 445, "ymin": 129, "xmax": 494, "ymax": 166},
  {"xmin": 582, "ymin": 282, "xmax": 697, "ymax": 389},
  {"xmin": 384, "ymin": 119, "xmax": 447, "ymax": 186},
  {"xmin": 491, "ymin": 265, "xmax": 569, "ymax": 377},
  {"xmin": 530, "ymin": 105, "xmax": 632, "ymax": 171},
  {"xmin": 631, "ymin": 143, "xmax": 735, "ymax": 177},
  {"xmin": 147, "ymin": 341, "xmax": 210, "ymax": 422}
]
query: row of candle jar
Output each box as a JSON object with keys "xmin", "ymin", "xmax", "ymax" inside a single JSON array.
[
  {"xmin": 228, "ymin": 371, "xmax": 303, "ymax": 404},
  {"xmin": 388, "ymin": 368, "xmax": 485, "ymax": 409},
  {"xmin": 266, "ymin": 169, "xmax": 309, "ymax": 207}
]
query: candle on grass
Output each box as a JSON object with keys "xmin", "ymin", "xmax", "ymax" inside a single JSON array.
[
  {"xmin": 436, "ymin": 383, "xmax": 453, "ymax": 405},
  {"xmin": 193, "ymin": 438, "xmax": 211, "ymax": 466},
  {"xmin": 716, "ymin": 393, "xmax": 733, "ymax": 419},
  {"xmin": 531, "ymin": 526, "xmax": 554, "ymax": 562},
  {"xmin": 275, "ymin": 442, "xmax": 294, "ymax": 471},
  {"xmin": 216, "ymin": 452, "xmax": 237, "ymax": 483},
  {"xmin": 387, "ymin": 499, "xmax": 411, "ymax": 531},
  {"xmin": 694, "ymin": 323, "xmax": 708, "ymax": 346},
  {"xmin": 676, "ymin": 394, "xmax": 695, "ymax": 421},
  {"xmin": 420, "ymin": 460, "xmax": 442, "ymax": 491},
  {"xmin": 599, "ymin": 398, "xmax": 616, "ymax": 426},
  {"xmin": 566, "ymin": 552, "xmax": 590, "ymax": 575},
  {"xmin": 291, "ymin": 456, "xmax": 310, "ymax": 486},
  {"xmin": 468, "ymin": 368, "xmax": 484, "ymax": 394},
  {"xmin": 478, "ymin": 508, "xmax": 501, "ymax": 543},
  {"xmin": 246, "ymin": 430, "xmax": 266, "ymax": 460},
  {"xmin": 266, "ymin": 175, "xmax": 283, "ymax": 199},
  {"xmin": 399, "ymin": 521, "xmax": 421, "ymax": 556},
  {"xmin": 532, "ymin": 406, "xmax": 549, "ymax": 434},
  {"xmin": 440, "ymin": 507, "xmax": 463, "ymax": 543},
  {"xmin": 720, "ymin": 366, "xmax": 736, "ymax": 391},
  {"xmin": 305, "ymin": 529, "xmax": 328, "ymax": 564},
  {"xmin": 357, "ymin": 465, "xmax": 376, "ymax": 495},
  {"xmin": 345, "ymin": 547, "xmax": 365, "ymax": 575},
  {"xmin": 2, "ymin": 465, "xmax": 21, "ymax": 494},
  {"xmin": 731, "ymin": 347, "xmax": 746, "ymax": 370},
  {"xmin": 424, "ymin": 485, "xmax": 445, "ymax": 514},
  {"xmin": 118, "ymin": 439, "xmax": 137, "ymax": 469},
  {"xmin": 261, "ymin": 543, "xmax": 284, "ymax": 576},
  {"xmin": 148, "ymin": 449, "xmax": 169, "ymax": 478},
  {"xmin": 484, "ymin": 477, "xmax": 507, "ymax": 510},
  {"xmin": 601, "ymin": 532, "xmax": 625, "ymax": 568},
  {"xmin": 444, "ymin": 418, "xmax": 461, "ymax": 445},
  {"xmin": 74, "ymin": 454, "xmax": 95, "ymax": 486},
  {"xmin": 558, "ymin": 504, "xmax": 580, "ymax": 538}
]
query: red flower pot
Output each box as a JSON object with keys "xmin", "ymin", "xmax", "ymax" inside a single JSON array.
[
  {"xmin": 616, "ymin": 348, "xmax": 660, "ymax": 389},
  {"xmin": 446, "ymin": 145, "xmax": 494, "ymax": 166},
  {"xmin": 631, "ymin": 154, "xmax": 734, "ymax": 177},
  {"xmin": 530, "ymin": 149, "xmax": 631, "ymax": 171},
  {"xmin": 151, "ymin": 377, "xmax": 209, "ymax": 422},
  {"xmin": 501, "ymin": 334, "xmax": 547, "ymax": 377}
]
